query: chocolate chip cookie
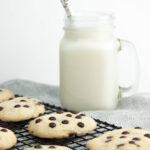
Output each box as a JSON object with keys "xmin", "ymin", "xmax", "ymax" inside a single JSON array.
[
  {"xmin": 0, "ymin": 126, "xmax": 17, "ymax": 149},
  {"xmin": 0, "ymin": 88, "xmax": 15, "ymax": 102},
  {"xmin": 0, "ymin": 97, "xmax": 45, "ymax": 122},
  {"xmin": 24, "ymin": 145, "xmax": 72, "ymax": 150},
  {"xmin": 87, "ymin": 128, "xmax": 150, "ymax": 150},
  {"xmin": 28, "ymin": 112, "xmax": 97, "ymax": 138}
]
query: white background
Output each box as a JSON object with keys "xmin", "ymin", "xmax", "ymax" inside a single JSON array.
[{"xmin": 0, "ymin": 0, "xmax": 150, "ymax": 93}]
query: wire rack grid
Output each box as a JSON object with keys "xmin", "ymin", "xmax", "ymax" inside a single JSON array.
[{"xmin": 0, "ymin": 96, "xmax": 121, "ymax": 150}]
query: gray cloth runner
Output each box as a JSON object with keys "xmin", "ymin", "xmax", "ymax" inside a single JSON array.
[{"xmin": 0, "ymin": 79, "xmax": 150, "ymax": 129}]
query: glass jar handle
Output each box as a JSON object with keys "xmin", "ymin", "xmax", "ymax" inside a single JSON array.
[{"xmin": 118, "ymin": 39, "xmax": 139, "ymax": 98}]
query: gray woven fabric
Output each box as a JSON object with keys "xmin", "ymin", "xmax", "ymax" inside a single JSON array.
[{"xmin": 0, "ymin": 79, "xmax": 150, "ymax": 129}]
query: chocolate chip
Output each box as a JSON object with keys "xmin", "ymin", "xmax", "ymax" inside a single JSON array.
[
  {"xmin": 49, "ymin": 146, "xmax": 56, "ymax": 148},
  {"xmin": 49, "ymin": 122, "xmax": 56, "ymax": 128},
  {"xmin": 129, "ymin": 141, "xmax": 135, "ymax": 144},
  {"xmin": 135, "ymin": 127, "xmax": 142, "ymax": 129},
  {"xmin": 39, "ymin": 113, "xmax": 44, "ymax": 116},
  {"xmin": 144, "ymin": 133, "xmax": 150, "ymax": 138},
  {"xmin": 107, "ymin": 136, "xmax": 113, "ymax": 139},
  {"xmin": 132, "ymin": 137, "xmax": 140, "ymax": 141},
  {"xmin": 66, "ymin": 114, "xmax": 72, "ymax": 117},
  {"xmin": 56, "ymin": 111, "xmax": 63, "ymax": 114},
  {"xmin": 117, "ymin": 144, "xmax": 124, "ymax": 147},
  {"xmin": 79, "ymin": 114, "xmax": 85, "ymax": 116},
  {"xmin": 35, "ymin": 119, "xmax": 42, "ymax": 123},
  {"xmin": 69, "ymin": 133, "xmax": 76, "ymax": 137},
  {"xmin": 71, "ymin": 111, "xmax": 79, "ymax": 114},
  {"xmin": 20, "ymin": 100, "xmax": 27, "ymax": 102},
  {"xmin": 77, "ymin": 122, "xmax": 84, "ymax": 128},
  {"xmin": 0, "ymin": 89, "xmax": 3, "ymax": 92},
  {"xmin": 34, "ymin": 145, "xmax": 42, "ymax": 149},
  {"xmin": 14, "ymin": 104, "xmax": 21, "ymax": 108},
  {"xmin": 105, "ymin": 140, "xmax": 111, "ymax": 143},
  {"xmin": 9, "ymin": 98, "xmax": 13, "ymax": 100},
  {"xmin": 0, "ymin": 107, "xmax": 3, "ymax": 111},
  {"xmin": 62, "ymin": 120, "xmax": 69, "ymax": 124},
  {"xmin": 36, "ymin": 102, "xmax": 43, "ymax": 105},
  {"xmin": 122, "ymin": 131, "xmax": 130, "ymax": 135},
  {"xmin": 75, "ymin": 115, "xmax": 82, "ymax": 119},
  {"xmin": 120, "ymin": 136, "xmax": 126, "ymax": 138},
  {"xmin": 1, "ymin": 128, "xmax": 7, "ymax": 132},
  {"xmin": 23, "ymin": 105, "xmax": 29, "ymax": 108},
  {"xmin": 49, "ymin": 117, "xmax": 56, "ymax": 121}
]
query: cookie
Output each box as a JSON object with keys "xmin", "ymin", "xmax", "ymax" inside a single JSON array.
[
  {"xmin": 24, "ymin": 145, "xmax": 72, "ymax": 150},
  {"xmin": 0, "ymin": 88, "xmax": 15, "ymax": 103},
  {"xmin": 0, "ymin": 126, "xmax": 17, "ymax": 149},
  {"xmin": 0, "ymin": 97, "xmax": 45, "ymax": 122},
  {"xmin": 28, "ymin": 112, "xmax": 97, "ymax": 139},
  {"xmin": 87, "ymin": 128, "xmax": 150, "ymax": 150}
]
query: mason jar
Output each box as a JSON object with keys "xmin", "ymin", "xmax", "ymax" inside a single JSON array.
[{"xmin": 59, "ymin": 12, "xmax": 139, "ymax": 111}]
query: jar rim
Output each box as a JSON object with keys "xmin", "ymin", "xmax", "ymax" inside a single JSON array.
[
  {"xmin": 64, "ymin": 11, "xmax": 115, "ymax": 29},
  {"xmin": 65, "ymin": 11, "xmax": 115, "ymax": 21}
]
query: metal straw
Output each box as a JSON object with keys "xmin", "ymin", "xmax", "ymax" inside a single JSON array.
[{"xmin": 60, "ymin": 0, "xmax": 72, "ymax": 18}]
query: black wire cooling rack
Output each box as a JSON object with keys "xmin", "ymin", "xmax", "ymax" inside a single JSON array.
[{"xmin": 0, "ymin": 95, "xmax": 121, "ymax": 150}]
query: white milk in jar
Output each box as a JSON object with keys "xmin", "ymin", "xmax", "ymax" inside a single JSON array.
[
  {"xmin": 59, "ymin": 12, "xmax": 139, "ymax": 111},
  {"xmin": 60, "ymin": 13, "xmax": 119, "ymax": 111}
]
